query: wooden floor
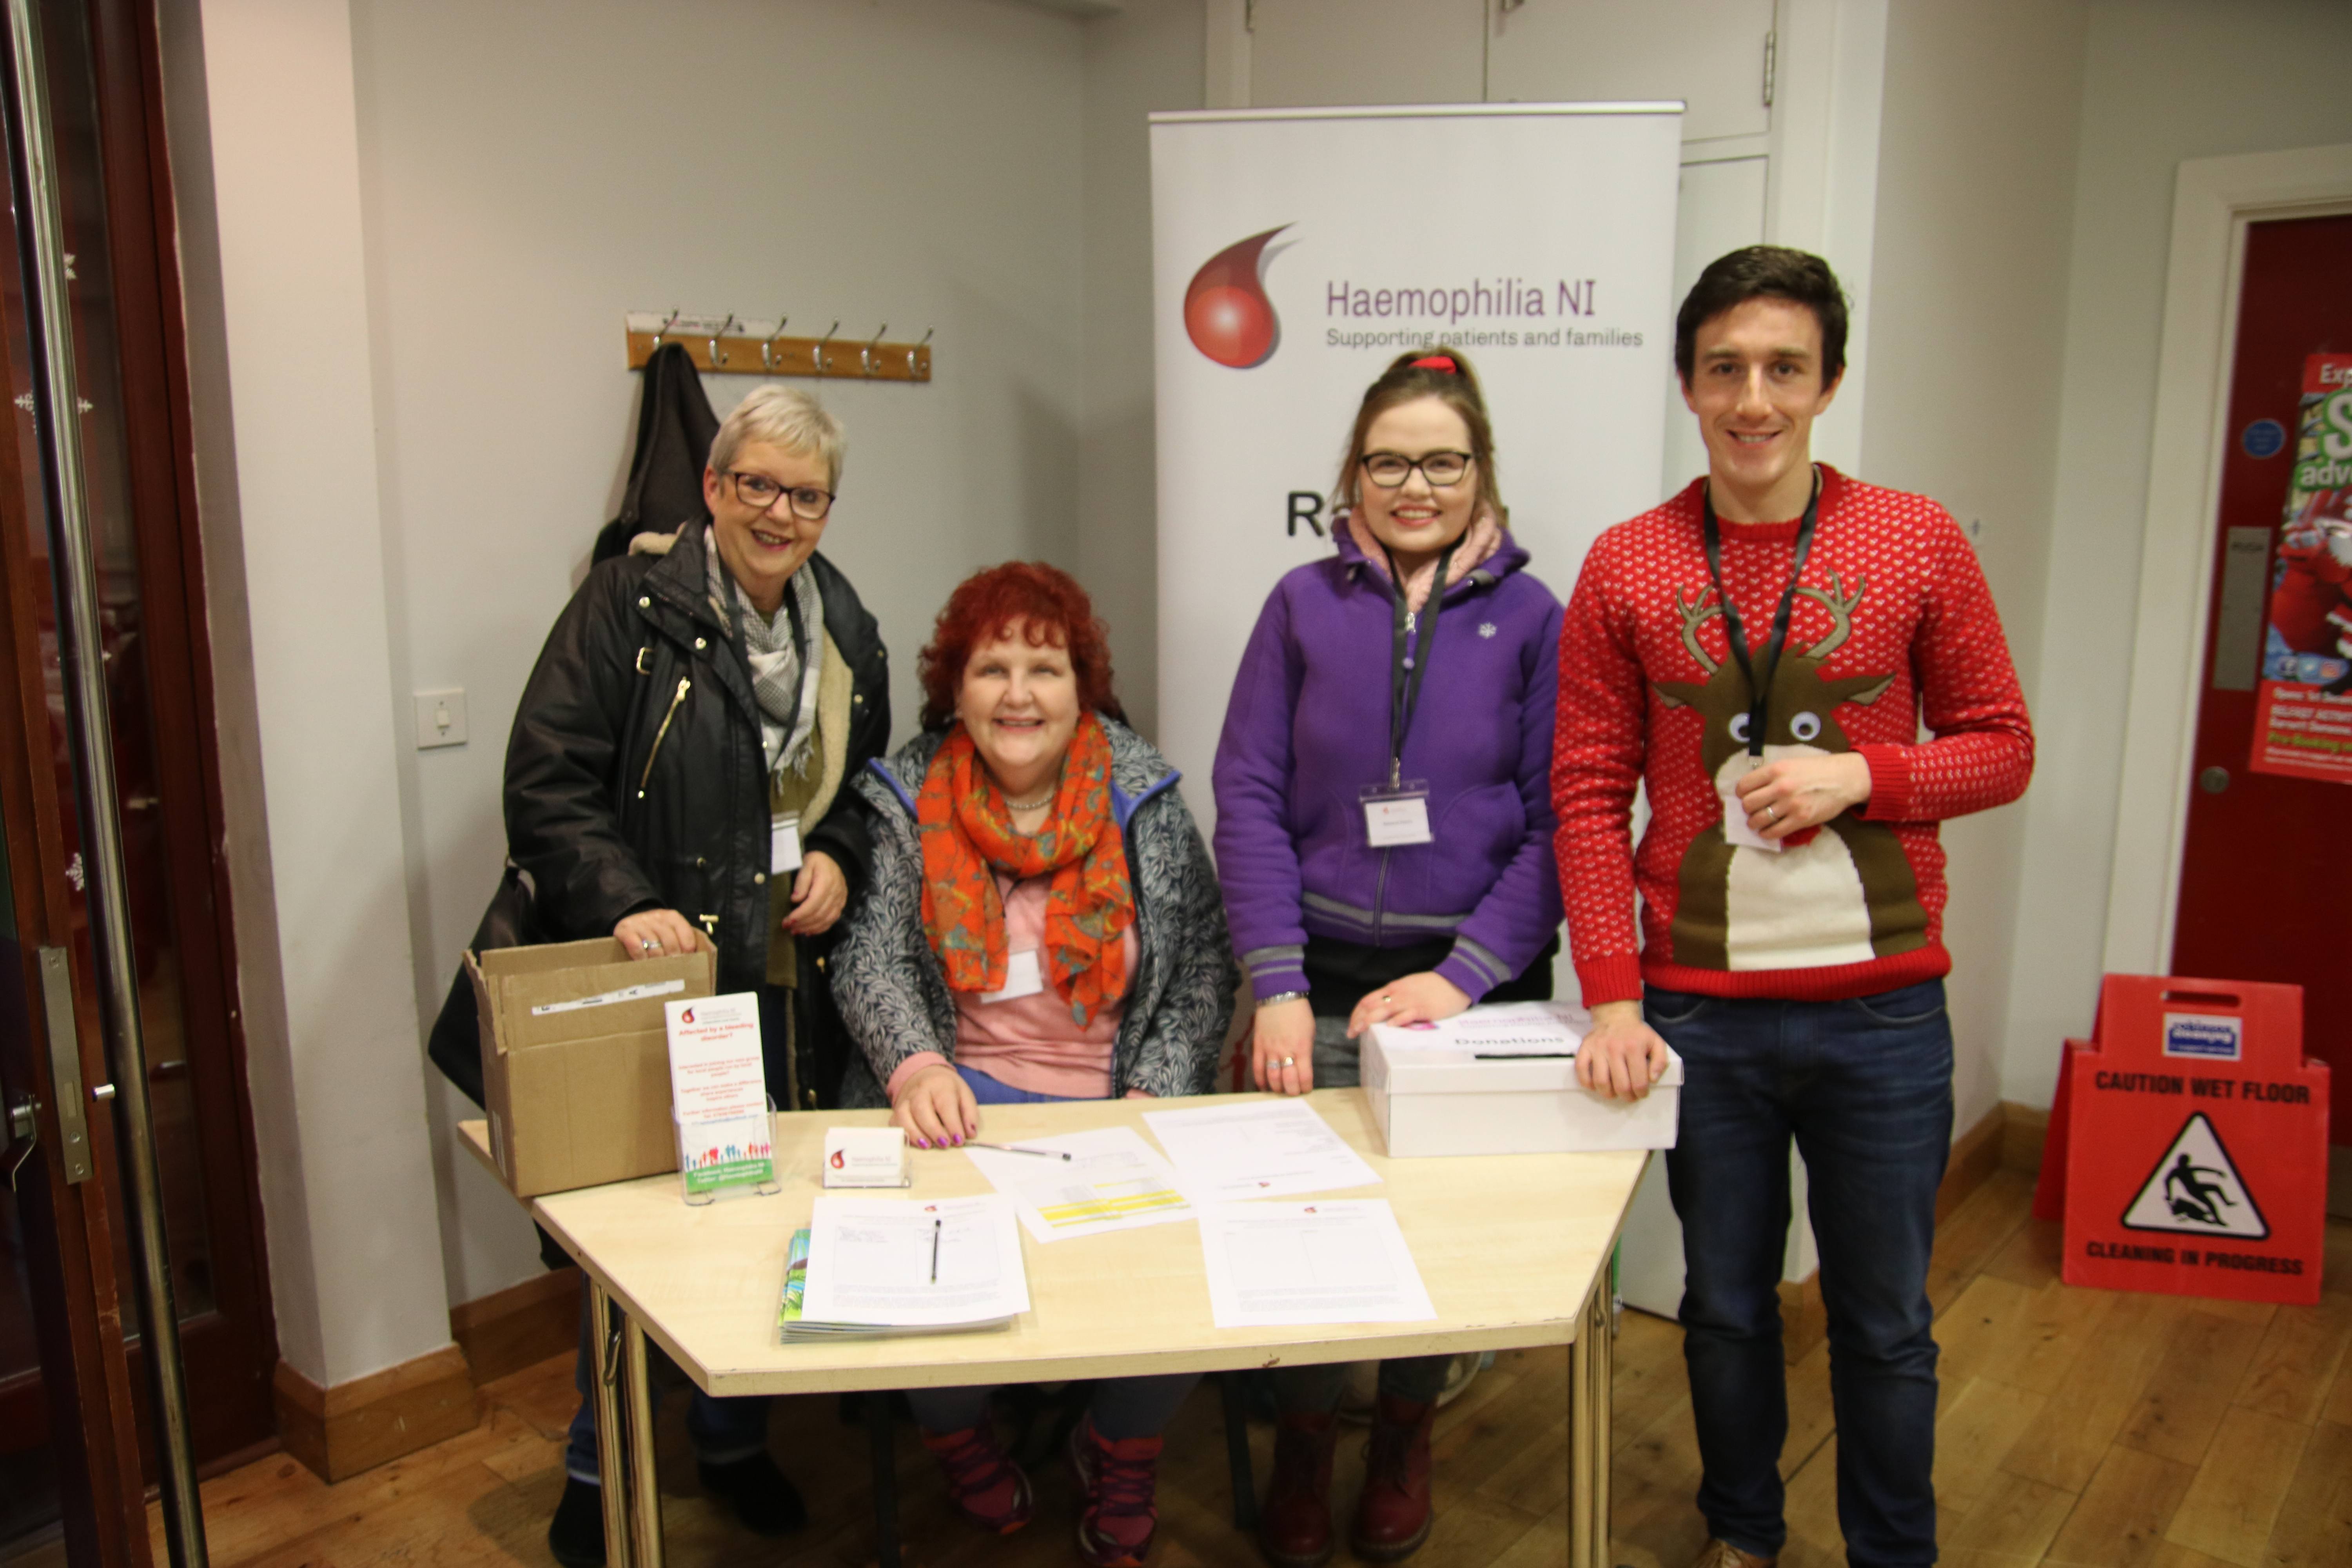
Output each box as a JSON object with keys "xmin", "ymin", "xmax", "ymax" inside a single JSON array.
[{"xmin": 156, "ymin": 1176, "xmax": 2352, "ymax": 1568}]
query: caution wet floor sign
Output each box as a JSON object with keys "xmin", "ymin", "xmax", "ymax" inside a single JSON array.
[{"xmin": 2034, "ymin": 976, "xmax": 2328, "ymax": 1306}]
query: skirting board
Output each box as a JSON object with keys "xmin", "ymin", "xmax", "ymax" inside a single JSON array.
[
  {"xmin": 273, "ymin": 1345, "xmax": 478, "ymax": 1484},
  {"xmin": 449, "ymin": 1266, "xmax": 583, "ymax": 1385}
]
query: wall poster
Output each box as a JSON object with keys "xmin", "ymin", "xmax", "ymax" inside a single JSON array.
[{"xmin": 2249, "ymin": 353, "xmax": 2352, "ymax": 782}]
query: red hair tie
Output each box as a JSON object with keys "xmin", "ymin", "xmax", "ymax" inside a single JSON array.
[{"xmin": 1410, "ymin": 354, "xmax": 1458, "ymax": 374}]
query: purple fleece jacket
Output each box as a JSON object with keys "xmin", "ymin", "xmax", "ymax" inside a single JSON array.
[{"xmin": 1212, "ymin": 524, "xmax": 1564, "ymax": 1005}]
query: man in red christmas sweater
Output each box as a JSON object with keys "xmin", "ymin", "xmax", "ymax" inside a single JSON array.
[{"xmin": 1553, "ymin": 247, "xmax": 2033, "ymax": 1568}]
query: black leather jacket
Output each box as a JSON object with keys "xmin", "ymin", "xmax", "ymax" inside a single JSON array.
[{"xmin": 503, "ymin": 524, "xmax": 888, "ymax": 1104}]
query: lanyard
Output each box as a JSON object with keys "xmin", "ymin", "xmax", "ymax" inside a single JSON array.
[
  {"xmin": 1382, "ymin": 536, "xmax": 1461, "ymax": 788},
  {"xmin": 1700, "ymin": 472, "xmax": 1821, "ymax": 758}
]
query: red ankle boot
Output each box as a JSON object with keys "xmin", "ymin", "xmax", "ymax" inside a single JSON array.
[
  {"xmin": 1258, "ymin": 1409, "xmax": 1339, "ymax": 1568},
  {"xmin": 1351, "ymin": 1394, "xmax": 1436, "ymax": 1561},
  {"xmin": 917, "ymin": 1423, "xmax": 1033, "ymax": 1535},
  {"xmin": 1068, "ymin": 1414, "xmax": 1164, "ymax": 1566}
]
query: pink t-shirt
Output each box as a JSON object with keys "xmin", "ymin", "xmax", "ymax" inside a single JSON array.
[{"xmin": 887, "ymin": 873, "xmax": 1140, "ymax": 1102}]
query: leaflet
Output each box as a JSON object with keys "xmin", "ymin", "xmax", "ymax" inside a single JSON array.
[
  {"xmin": 1142, "ymin": 1098, "xmax": 1380, "ymax": 1202},
  {"xmin": 1196, "ymin": 1199, "xmax": 1436, "ymax": 1328},
  {"xmin": 799, "ymin": 1194, "xmax": 1030, "ymax": 1330},
  {"xmin": 663, "ymin": 994, "xmax": 769, "ymax": 1122},
  {"xmin": 1368, "ymin": 1000, "xmax": 1591, "ymax": 1057},
  {"xmin": 964, "ymin": 1126, "xmax": 1194, "ymax": 1243}
]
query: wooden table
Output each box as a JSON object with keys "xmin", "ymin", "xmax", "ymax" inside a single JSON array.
[{"xmin": 459, "ymin": 1090, "xmax": 1643, "ymax": 1567}]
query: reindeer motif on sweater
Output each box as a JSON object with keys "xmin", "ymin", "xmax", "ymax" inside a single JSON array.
[{"xmin": 1651, "ymin": 571, "xmax": 1927, "ymax": 972}]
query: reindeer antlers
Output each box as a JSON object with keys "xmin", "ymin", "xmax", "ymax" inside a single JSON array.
[
  {"xmin": 1795, "ymin": 570, "xmax": 1868, "ymax": 661},
  {"xmin": 1673, "ymin": 588, "xmax": 1724, "ymax": 675}
]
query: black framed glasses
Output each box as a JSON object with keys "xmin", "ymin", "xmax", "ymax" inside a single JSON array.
[
  {"xmin": 1359, "ymin": 450, "xmax": 1474, "ymax": 489},
  {"xmin": 725, "ymin": 470, "xmax": 835, "ymax": 521}
]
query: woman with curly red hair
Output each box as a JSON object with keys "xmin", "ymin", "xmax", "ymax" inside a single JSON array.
[{"xmin": 832, "ymin": 561, "xmax": 1236, "ymax": 1567}]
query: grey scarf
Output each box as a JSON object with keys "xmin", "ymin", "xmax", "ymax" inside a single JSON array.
[{"xmin": 705, "ymin": 526, "xmax": 824, "ymax": 779}]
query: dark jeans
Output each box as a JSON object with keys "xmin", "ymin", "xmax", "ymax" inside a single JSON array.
[{"xmin": 1651, "ymin": 979, "xmax": 1953, "ymax": 1568}]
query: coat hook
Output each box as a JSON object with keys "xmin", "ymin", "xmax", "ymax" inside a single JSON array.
[
  {"xmin": 814, "ymin": 321, "xmax": 839, "ymax": 374},
  {"xmin": 906, "ymin": 327, "xmax": 933, "ymax": 377},
  {"xmin": 707, "ymin": 312, "xmax": 736, "ymax": 368},
  {"xmin": 860, "ymin": 323, "xmax": 888, "ymax": 377},
  {"xmin": 650, "ymin": 307, "xmax": 683, "ymax": 350},
  {"xmin": 760, "ymin": 314, "xmax": 791, "ymax": 372}
]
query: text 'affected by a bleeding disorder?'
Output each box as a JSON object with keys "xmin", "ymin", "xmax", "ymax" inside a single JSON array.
[{"xmin": 1325, "ymin": 327, "xmax": 1647, "ymax": 352}]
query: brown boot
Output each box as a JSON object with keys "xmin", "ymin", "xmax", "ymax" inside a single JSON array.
[
  {"xmin": 1258, "ymin": 1410, "xmax": 1339, "ymax": 1568},
  {"xmin": 1689, "ymin": 1541, "xmax": 1776, "ymax": 1568},
  {"xmin": 1350, "ymin": 1394, "xmax": 1436, "ymax": 1562}
]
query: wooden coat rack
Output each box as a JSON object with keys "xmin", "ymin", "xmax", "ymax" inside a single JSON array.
[{"xmin": 624, "ymin": 312, "xmax": 932, "ymax": 382}]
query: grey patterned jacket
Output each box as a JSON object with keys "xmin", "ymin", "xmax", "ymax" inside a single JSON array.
[{"xmin": 833, "ymin": 720, "xmax": 1240, "ymax": 1107}]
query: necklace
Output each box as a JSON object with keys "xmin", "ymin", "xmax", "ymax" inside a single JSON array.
[{"xmin": 1004, "ymin": 789, "xmax": 1054, "ymax": 811}]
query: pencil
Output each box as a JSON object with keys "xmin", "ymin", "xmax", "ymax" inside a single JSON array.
[{"xmin": 929, "ymin": 1217, "xmax": 941, "ymax": 1282}]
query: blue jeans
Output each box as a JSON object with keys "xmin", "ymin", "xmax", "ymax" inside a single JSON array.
[
  {"xmin": 1651, "ymin": 980, "xmax": 1953, "ymax": 1568},
  {"xmin": 955, "ymin": 1063, "xmax": 1067, "ymax": 1105}
]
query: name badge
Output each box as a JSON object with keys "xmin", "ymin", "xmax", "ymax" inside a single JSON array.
[
  {"xmin": 980, "ymin": 949, "xmax": 1045, "ymax": 1004},
  {"xmin": 769, "ymin": 812, "xmax": 804, "ymax": 874},
  {"xmin": 1361, "ymin": 782, "xmax": 1433, "ymax": 848},
  {"xmin": 1719, "ymin": 779, "xmax": 1782, "ymax": 853}
]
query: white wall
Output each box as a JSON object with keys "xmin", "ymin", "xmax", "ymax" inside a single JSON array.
[
  {"xmin": 1078, "ymin": 0, "xmax": 1206, "ymax": 741},
  {"xmin": 165, "ymin": 0, "xmax": 451, "ymax": 1390},
  {"xmin": 1999, "ymin": 0, "xmax": 2352, "ymax": 1108},
  {"xmin": 343, "ymin": 0, "xmax": 1090, "ymax": 1306},
  {"xmin": 1858, "ymin": 0, "xmax": 2089, "ymax": 1130}
]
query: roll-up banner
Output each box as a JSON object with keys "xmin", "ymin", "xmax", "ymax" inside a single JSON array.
[{"xmin": 1150, "ymin": 103, "xmax": 1683, "ymax": 839}]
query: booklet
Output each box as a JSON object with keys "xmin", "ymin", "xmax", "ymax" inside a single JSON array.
[
  {"xmin": 964, "ymin": 1125, "xmax": 1194, "ymax": 1243},
  {"xmin": 1196, "ymin": 1199, "xmax": 1437, "ymax": 1328},
  {"xmin": 784, "ymin": 1193, "xmax": 1031, "ymax": 1340},
  {"xmin": 1142, "ymin": 1098, "xmax": 1381, "ymax": 1202}
]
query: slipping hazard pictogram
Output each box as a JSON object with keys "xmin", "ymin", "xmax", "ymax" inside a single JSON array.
[{"xmin": 2119, "ymin": 1113, "xmax": 2268, "ymax": 1240}]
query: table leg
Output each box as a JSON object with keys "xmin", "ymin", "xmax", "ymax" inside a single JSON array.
[
  {"xmin": 1568, "ymin": 1272, "xmax": 1614, "ymax": 1568},
  {"xmin": 587, "ymin": 1282, "xmax": 635, "ymax": 1568},
  {"xmin": 620, "ymin": 1311, "xmax": 667, "ymax": 1567},
  {"xmin": 866, "ymin": 1391, "xmax": 900, "ymax": 1568},
  {"xmin": 1219, "ymin": 1373, "xmax": 1258, "ymax": 1529}
]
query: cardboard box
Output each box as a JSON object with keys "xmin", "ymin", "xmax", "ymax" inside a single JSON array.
[
  {"xmin": 1362, "ymin": 1029, "xmax": 1684, "ymax": 1158},
  {"xmin": 468, "ymin": 938, "xmax": 715, "ymax": 1197}
]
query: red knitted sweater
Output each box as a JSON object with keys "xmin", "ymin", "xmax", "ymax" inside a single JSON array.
[{"xmin": 1552, "ymin": 467, "xmax": 2034, "ymax": 1005}]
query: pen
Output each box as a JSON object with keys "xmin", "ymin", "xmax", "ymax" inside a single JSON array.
[
  {"xmin": 965, "ymin": 1141, "xmax": 1074, "ymax": 1161},
  {"xmin": 1474, "ymin": 1052, "xmax": 1577, "ymax": 1059},
  {"xmin": 929, "ymin": 1218, "xmax": 941, "ymax": 1282}
]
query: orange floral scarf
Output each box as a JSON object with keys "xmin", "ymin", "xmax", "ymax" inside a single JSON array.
[{"xmin": 917, "ymin": 713, "xmax": 1133, "ymax": 1025}]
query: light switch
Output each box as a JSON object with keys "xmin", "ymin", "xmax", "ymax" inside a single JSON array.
[{"xmin": 414, "ymin": 688, "xmax": 468, "ymax": 749}]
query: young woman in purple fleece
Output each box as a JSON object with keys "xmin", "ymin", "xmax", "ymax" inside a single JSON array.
[{"xmin": 1211, "ymin": 349, "xmax": 1564, "ymax": 1567}]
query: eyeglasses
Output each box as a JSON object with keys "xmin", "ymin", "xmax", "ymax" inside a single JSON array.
[
  {"xmin": 724, "ymin": 470, "xmax": 835, "ymax": 521},
  {"xmin": 1359, "ymin": 450, "xmax": 1474, "ymax": 489}
]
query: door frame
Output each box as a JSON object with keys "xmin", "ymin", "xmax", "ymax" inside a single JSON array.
[{"xmin": 2102, "ymin": 142, "xmax": 2352, "ymax": 975}]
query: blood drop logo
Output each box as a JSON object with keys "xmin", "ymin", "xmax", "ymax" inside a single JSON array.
[{"xmin": 1184, "ymin": 225, "xmax": 1289, "ymax": 368}]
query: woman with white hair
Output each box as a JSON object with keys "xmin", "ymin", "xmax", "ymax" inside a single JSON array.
[{"xmin": 505, "ymin": 384, "xmax": 889, "ymax": 1564}]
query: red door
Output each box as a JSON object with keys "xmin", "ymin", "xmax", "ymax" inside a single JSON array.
[{"xmin": 2173, "ymin": 211, "xmax": 2352, "ymax": 1160}]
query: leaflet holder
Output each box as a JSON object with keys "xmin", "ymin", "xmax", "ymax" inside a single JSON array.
[{"xmin": 2036, "ymin": 974, "xmax": 2328, "ymax": 1305}]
